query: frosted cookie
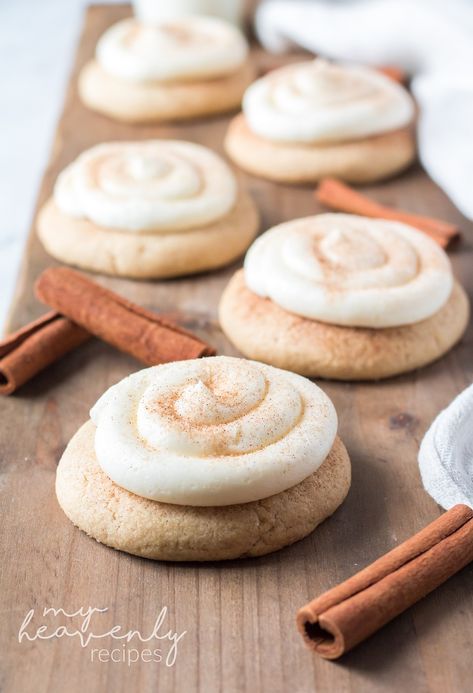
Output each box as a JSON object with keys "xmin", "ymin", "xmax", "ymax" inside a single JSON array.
[
  {"xmin": 219, "ymin": 215, "xmax": 469, "ymax": 380},
  {"xmin": 56, "ymin": 356, "xmax": 351, "ymax": 561},
  {"xmin": 37, "ymin": 140, "xmax": 259, "ymax": 278},
  {"xmin": 79, "ymin": 16, "xmax": 255, "ymax": 122},
  {"xmin": 225, "ymin": 59, "xmax": 416, "ymax": 183}
]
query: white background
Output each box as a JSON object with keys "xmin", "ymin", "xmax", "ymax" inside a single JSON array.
[{"xmin": 0, "ymin": 0, "xmax": 117, "ymax": 331}]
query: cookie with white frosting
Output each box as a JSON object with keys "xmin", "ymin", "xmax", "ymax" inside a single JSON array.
[
  {"xmin": 37, "ymin": 140, "xmax": 259, "ymax": 278},
  {"xmin": 219, "ymin": 215, "xmax": 469, "ymax": 380},
  {"xmin": 79, "ymin": 16, "xmax": 255, "ymax": 122},
  {"xmin": 225, "ymin": 59, "xmax": 416, "ymax": 183},
  {"xmin": 56, "ymin": 356, "xmax": 351, "ymax": 561}
]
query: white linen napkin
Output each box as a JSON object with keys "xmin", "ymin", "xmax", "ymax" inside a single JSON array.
[
  {"xmin": 255, "ymin": 0, "xmax": 473, "ymax": 221},
  {"xmin": 418, "ymin": 384, "xmax": 473, "ymax": 510}
]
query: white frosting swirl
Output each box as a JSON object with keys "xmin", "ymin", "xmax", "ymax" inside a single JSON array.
[
  {"xmin": 90, "ymin": 356, "xmax": 337, "ymax": 506},
  {"xmin": 243, "ymin": 59, "xmax": 415, "ymax": 143},
  {"xmin": 244, "ymin": 214, "xmax": 453, "ymax": 328},
  {"xmin": 96, "ymin": 16, "xmax": 248, "ymax": 83},
  {"xmin": 54, "ymin": 140, "xmax": 237, "ymax": 233}
]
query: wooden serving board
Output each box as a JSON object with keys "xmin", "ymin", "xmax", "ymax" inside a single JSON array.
[{"xmin": 1, "ymin": 5, "xmax": 472, "ymax": 693}]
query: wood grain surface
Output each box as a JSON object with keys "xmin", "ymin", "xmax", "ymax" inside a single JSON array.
[{"xmin": 1, "ymin": 5, "xmax": 472, "ymax": 693}]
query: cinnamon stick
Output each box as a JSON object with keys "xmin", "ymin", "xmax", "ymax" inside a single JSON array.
[
  {"xmin": 35, "ymin": 267, "xmax": 216, "ymax": 365},
  {"xmin": 377, "ymin": 66, "xmax": 406, "ymax": 83},
  {"xmin": 316, "ymin": 178, "xmax": 460, "ymax": 248},
  {"xmin": 0, "ymin": 311, "xmax": 90, "ymax": 396},
  {"xmin": 297, "ymin": 504, "xmax": 473, "ymax": 659}
]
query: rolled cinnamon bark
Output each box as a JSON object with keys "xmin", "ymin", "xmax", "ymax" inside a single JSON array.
[
  {"xmin": 0, "ymin": 311, "xmax": 90, "ymax": 396},
  {"xmin": 35, "ymin": 267, "xmax": 216, "ymax": 365},
  {"xmin": 315, "ymin": 178, "xmax": 459, "ymax": 248},
  {"xmin": 297, "ymin": 504, "xmax": 473, "ymax": 659},
  {"xmin": 377, "ymin": 66, "xmax": 407, "ymax": 83}
]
